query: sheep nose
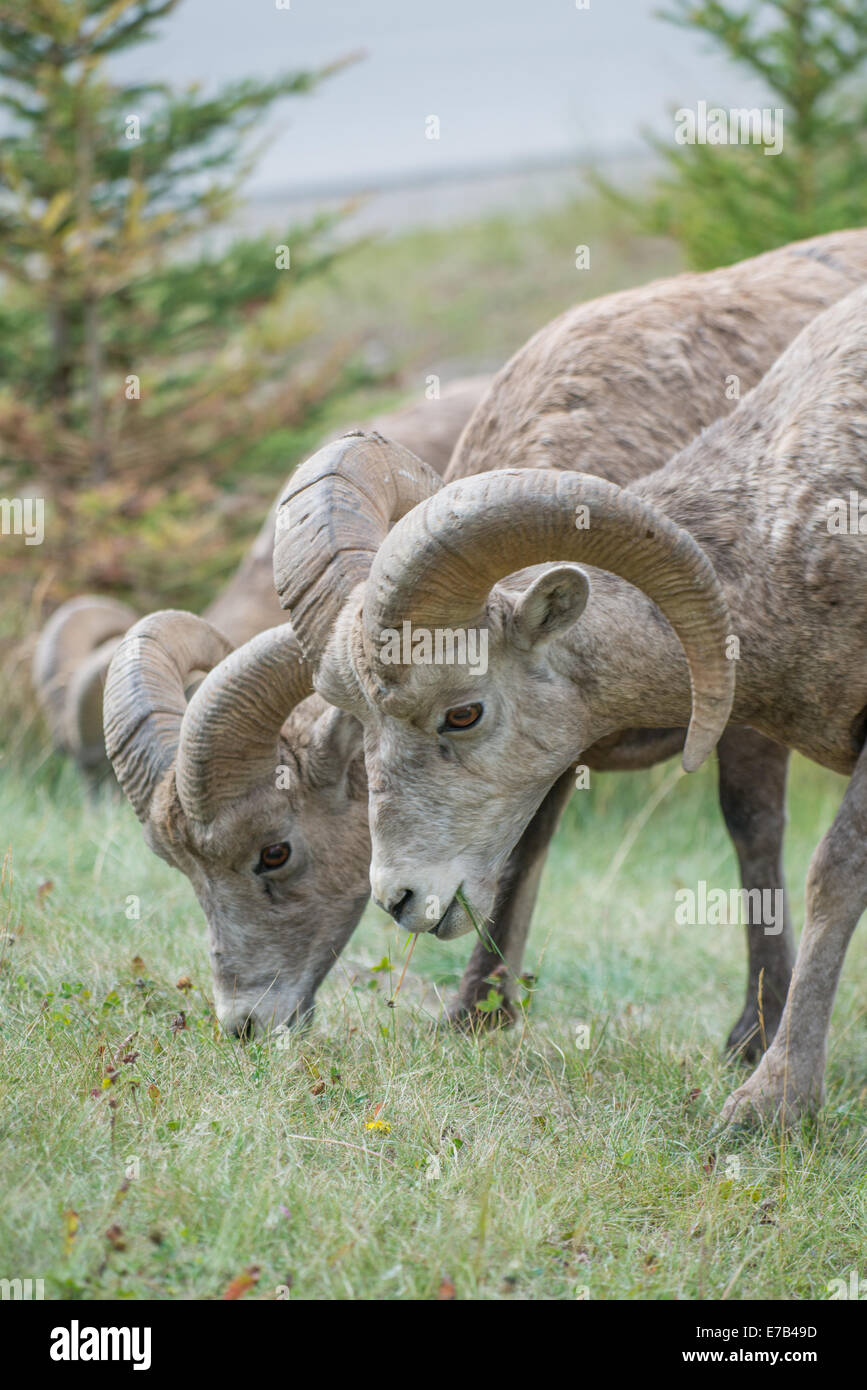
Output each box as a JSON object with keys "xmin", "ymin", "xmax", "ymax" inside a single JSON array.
[
  {"xmin": 383, "ymin": 888, "xmax": 414, "ymax": 923},
  {"xmin": 223, "ymin": 1012, "xmax": 255, "ymax": 1040}
]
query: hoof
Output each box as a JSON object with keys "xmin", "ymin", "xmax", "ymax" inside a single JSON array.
[
  {"xmin": 719, "ymin": 1056, "xmax": 823, "ymax": 1129},
  {"xmin": 719, "ymin": 1084, "xmax": 767, "ymax": 1129},
  {"xmin": 444, "ymin": 998, "xmax": 517, "ymax": 1032},
  {"xmin": 447, "ymin": 995, "xmax": 514, "ymax": 1039},
  {"xmin": 444, "ymin": 970, "xmax": 517, "ymax": 1032}
]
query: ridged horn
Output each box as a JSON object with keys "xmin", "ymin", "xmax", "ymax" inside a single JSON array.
[
  {"xmin": 175, "ymin": 623, "xmax": 314, "ymax": 823},
  {"xmin": 104, "ymin": 611, "xmax": 233, "ymax": 821},
  {"xmin": 273, "ymin": 431, "xmax": 442, "ymax": 665},
  {"xmin": 359, "ymin": 469, "xmax": 734, "ymax": 772}
]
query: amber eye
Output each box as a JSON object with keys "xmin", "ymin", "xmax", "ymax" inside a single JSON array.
[
  {"xmin": 258, "ymin": 842, "xmax": 291, "ymax": 871},
  {"xmin": 443, "ymin": 702, "xmax": 483, "ymax": 731}
]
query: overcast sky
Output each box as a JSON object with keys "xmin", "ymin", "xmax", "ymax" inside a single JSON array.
[{"xmin": 110, "ymin": 0, "xmax": 774, "ymax": 193}]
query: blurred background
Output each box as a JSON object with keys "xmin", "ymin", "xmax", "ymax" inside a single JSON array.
[{"xmin": 1, "ymin": 0, "xmax": 866, "ymax": 763}]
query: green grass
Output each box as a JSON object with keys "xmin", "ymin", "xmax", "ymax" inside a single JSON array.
[{"xmin": 1, "ymin": 751, "xmax": 864, "ymax": 1301}]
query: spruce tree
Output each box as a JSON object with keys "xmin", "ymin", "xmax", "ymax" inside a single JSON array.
[
  {"xmin": 0, "ymin": 0, "xmax": 357, "ymax": 487},
  {"xmin": 623, "ymin": 1, "xmax": 867, "ymax": 267}
]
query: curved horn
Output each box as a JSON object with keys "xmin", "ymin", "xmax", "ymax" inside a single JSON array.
[
  {"xmin": 359, "ymin": 469, "xmax": 734, "ymax": 772},
  {"xmin": 104, "ymin": 612, "xmax": 233, "ymax": 821},
  {"xmin": 175, "ymin": 623, "xmax": 314, "ymax": 823},
  {"xmin": 273, "ymin": 431, "xmax": 442, "ymax": 665},
  {"xmin": 33, "ymin": 595, "xmax": 137, "ymax": 752}
]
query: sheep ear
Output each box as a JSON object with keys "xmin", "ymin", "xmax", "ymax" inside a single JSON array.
[
  {"xmin": 307, "ymin": 706, "xmax": 362, "ymax": 789},
  {"xmin": 510, "ymin": 565, "xmax": 590, "ymax": 646}
]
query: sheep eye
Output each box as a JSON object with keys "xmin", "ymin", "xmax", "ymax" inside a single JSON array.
[
  {"xmin": 258, "ymin": 842, "xmax": 291, "ymax": 871},
  {"xmin": 443, "ymin": 703, "xmax": 483, "ymax": 731}
]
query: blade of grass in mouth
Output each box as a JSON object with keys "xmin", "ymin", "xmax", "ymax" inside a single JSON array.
[
  {"xmin": 455, "ymin": 890, "xmax": 536, "ymax": 1011},
  {"xmin": 455, "ymin": 886, "xmax": 501, "ymax": 958}
]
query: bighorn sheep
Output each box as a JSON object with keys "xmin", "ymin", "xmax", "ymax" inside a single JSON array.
[
  {"xmin": 105, "ymin": 231, "xmax": 867, "ymax": 1047},
  {"xmin": 298, "ymin": 280, "xmax": 867, "ymax": 1123},
  {"xmin": 35, "ymin": 380, "xmax": 489, "ymax": 782},
  {"xmin": 274, "ymin": 230, "xmax": 867, "ymax": 1057},
  {"xmin": 101, "ymin": 382, "xmax": 489, "ymax": 1034}
]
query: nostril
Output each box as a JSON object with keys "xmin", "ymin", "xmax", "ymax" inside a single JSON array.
[
  {"xmin": 230, "ymin": 1015, "xmax": 254, "ymax": 1041},
  {"xmin": 388, "ymin": 889, "xmax": 414, "ymax": 923}
]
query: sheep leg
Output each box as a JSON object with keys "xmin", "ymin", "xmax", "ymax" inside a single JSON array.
[
  {"xmin": 721, "ymin": 739, "xmax": 867, "ymax": 1125},
  {"xmin": 448, "ymin": 731, "xmax": 683, "ymax": 1026},
  {"xmin": 449, "ymin": 767, "xmax": 576, "ymax": 1026},
  {"xmin": 716, "ymin": 727, "xmax": 795, "ymax": 1061}
]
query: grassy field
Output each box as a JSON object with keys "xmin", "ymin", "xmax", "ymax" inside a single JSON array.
[{"xmin": 1, "ymin": 749, "xmax": 864, "ymax": 1302}]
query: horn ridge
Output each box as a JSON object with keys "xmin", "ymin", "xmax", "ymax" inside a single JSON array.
[
  {"xmin": 273, "ymin": 432, "xmax": 443, "ymax": 666},
  {"xmin": 175, "ymin": 623, "xmax": 313, "ymax": 822},
  {"xmin": 104, "ymin": 612, "xmax": 233, "ymax": 821},
  {"xmin": 358, "ymin": 468, "xmax": 733, "ymax": 772}
]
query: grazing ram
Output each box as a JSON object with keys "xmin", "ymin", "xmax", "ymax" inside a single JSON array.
[
  {"xmin": 294, "ymin": 281, "xmax": 867, "ymax": 1124},
  {"xmin": 275, "ymin": 230, "xmax": 867, "ymax": 1056},
  {"xmin": 106, "ymin": 231, "xmax": 866, "ymax": 1046},
  {"xmin": 34, "ymin": 380, "xmax": 489, "ymax": 783}
]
